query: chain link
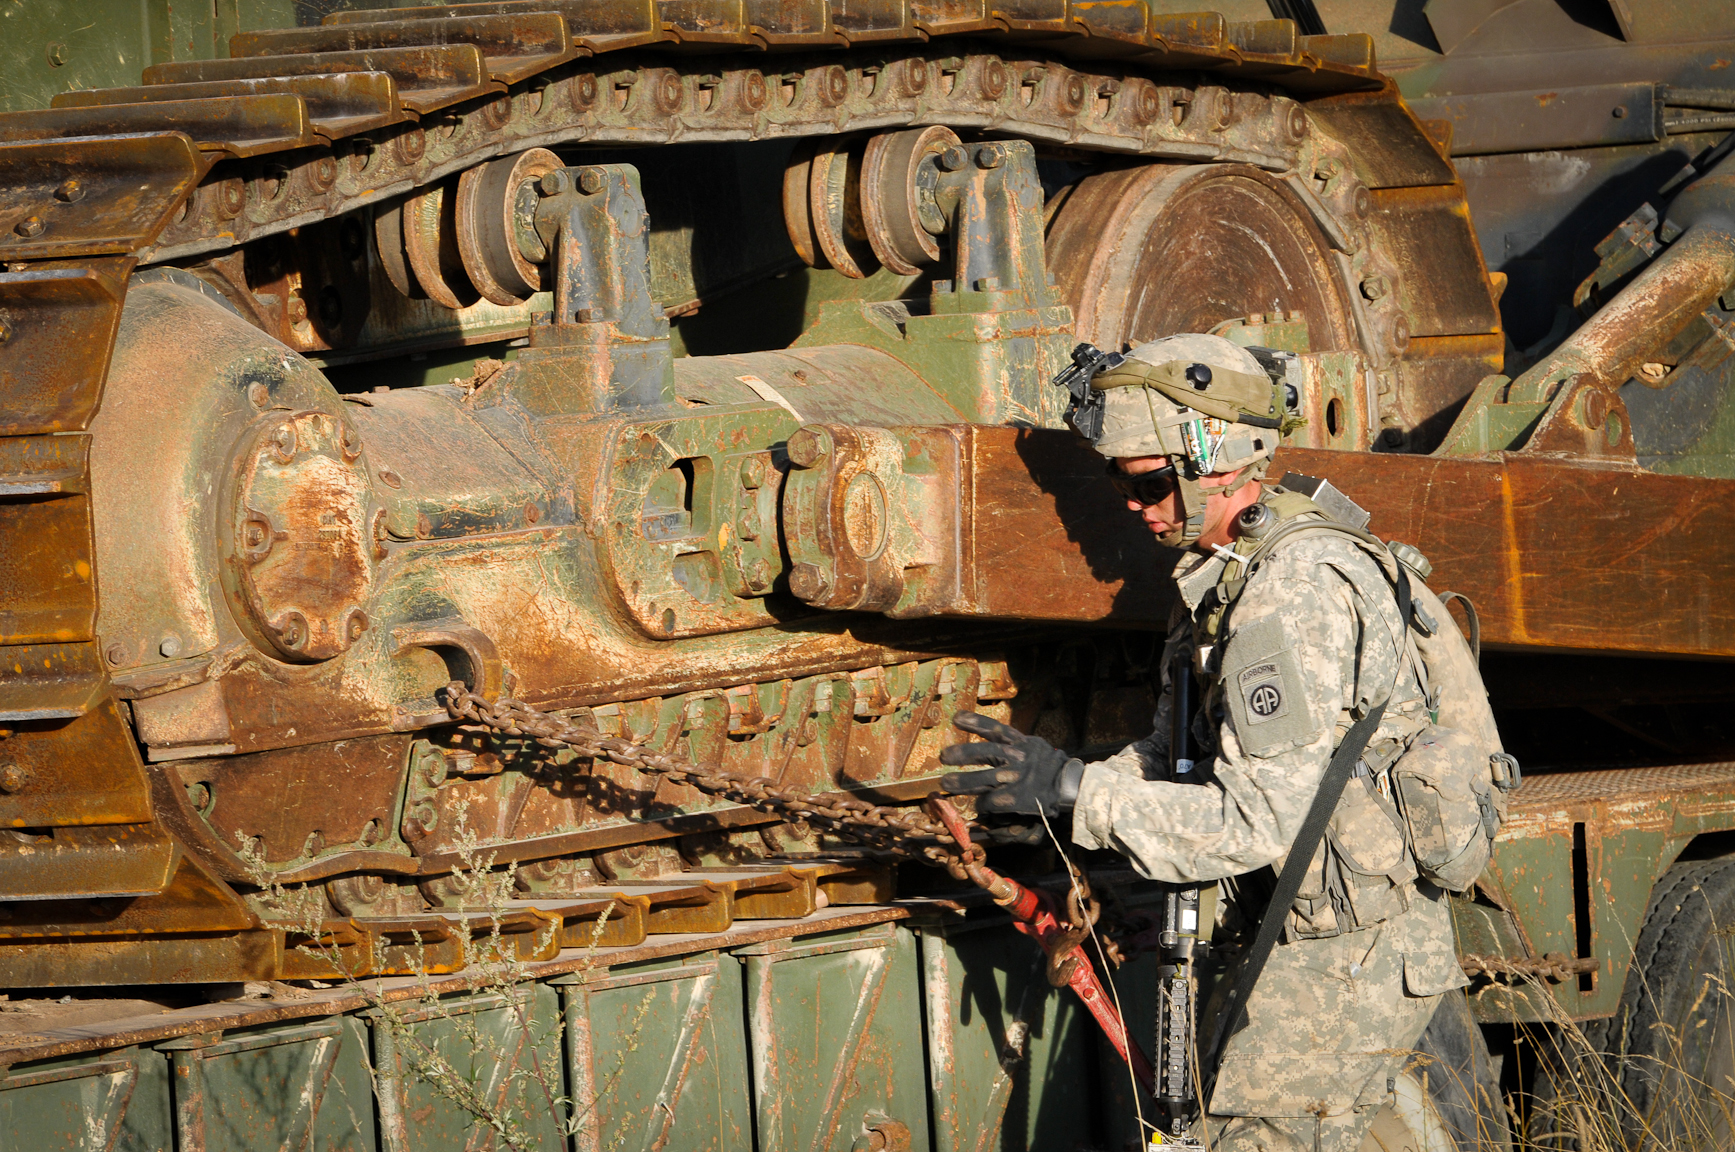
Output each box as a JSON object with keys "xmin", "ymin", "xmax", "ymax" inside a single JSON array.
[{"xmin": 441, "ymin": 682, "xmax": 978, "ymax": 871}]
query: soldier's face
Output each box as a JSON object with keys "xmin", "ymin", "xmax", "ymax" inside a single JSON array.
[
  {"xmin": 1113, "ymin": 455, "xmax": 1254, "ymax": 549},
  {"xmin": 1113, "ymin": 455, "xmax": 1185, "ymax": 536}
]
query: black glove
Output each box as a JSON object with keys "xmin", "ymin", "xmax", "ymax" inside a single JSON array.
[{"xmin": 939, "ymin": 712, "xmax": 1085, "ymax": 816}]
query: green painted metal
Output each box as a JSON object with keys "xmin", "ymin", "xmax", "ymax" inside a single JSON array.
[
  {"xmin": 160, "ymin": 1018, "xmax": 375, "ymax": 1152},
  {"xmin": 0, "ymin": 1045, "xmax": 171, "ymax": 1152},
  {"xmin": 558, "ymin": 953, "xmax": 753, "ymax": 1152},
  {"xmin": 373, "ymin": 986, "xmax": 566, "ymax": 1152},
  {"xmin": 914, "ymin": 914, "xmax": 1096, "ymax": 1152},
  {"xmin": 0, "ymin": 919, "xmax": 1146, "ymax": 1151},
  {"xmin": 738, "ymin": 924, "xmax": 931, "ymax": 1152},
  {"xmin": 0, "ymin": 0, "xmax": 300, "ymax": 115}
]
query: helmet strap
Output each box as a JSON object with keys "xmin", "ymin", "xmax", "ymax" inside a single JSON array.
[{"xmin": 1165, "ymin": 462, "xmax": 1269, "ymax": 548}]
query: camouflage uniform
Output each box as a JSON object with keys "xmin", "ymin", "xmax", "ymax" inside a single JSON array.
[{"xmin": 1071, "ymin": 516, "xmax": 1468, "ymax": 1152}]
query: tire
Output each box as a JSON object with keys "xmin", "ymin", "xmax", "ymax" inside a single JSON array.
[
  {"xmin": 1538, "ymin": 856, "xmax": 1735, "ymax": 1151},
  {"xmin": 1360, "ymin": 991, "xmax": 1513, "ymax": 1152}
]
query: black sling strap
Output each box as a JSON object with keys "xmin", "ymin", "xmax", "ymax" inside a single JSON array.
[{"xmin": 1200, "ymin": 542, "xmax": 1414, "ymax": 1102}]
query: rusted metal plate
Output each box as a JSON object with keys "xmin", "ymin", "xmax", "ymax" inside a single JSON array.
[
  {"xmin": 143, "ymin": 47, "xmax": 496, "ymax": 117},
  {"xmin": 0, "ymin": 438, "xmax": 94, "ymax": 647},
  {"xmin": 54, "ymin": 73, "xmax": 410, "ymax": 141},
  {"xmin": 0, "ymin": 266, "xmax": 129, "ymax": 434},
  {"xmin": 0, "ymin": 848, "xmax": 258, "ymax": 941},
  {"xmin": 961, "ymin": 426, "xmax": 1173, "ymax": 623},
  {"xmin": 1367, "ymin": 184, "xmax": 1502, "ymax": 338},
  {"xmin": 1304, "ymin": 93, "xmax": 1458, "ymax": 189},
  {"xmin": 323, "ymin": 0, "xmax": 669, "ymax": 51},
  {"xmin": 1278, "ymin": 446, "xmax": 1735, "ymax": 657},
  {"xmin": 0, "ymin": 643, "xmax": 106, "ymax": 720},
  {"xmin": 915, "ymin": 913, "xmax": 1095, "ymax": 1152},
  {"xmin": 0, "ymin": 139, "xmax": 198, "ymax": 262},
  {"xmin": 0, "ymin": 96, "xmax": 318, "ymax": 158},
  {"xmin": 0, "ymin": 822, "xmax": 176, "ymax": 901},
  {"xmin": 0, "ymin": 699, "xmax": 152, "ymax": 827},
  {"xmin": 230, "ymin": 14, "xmax": 575, "ymax": 86}
]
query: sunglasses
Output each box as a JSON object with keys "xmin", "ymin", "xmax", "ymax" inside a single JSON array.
[{"xmin": 1106, "ymin": 461, "xmax": 1179, "ymax": 506}]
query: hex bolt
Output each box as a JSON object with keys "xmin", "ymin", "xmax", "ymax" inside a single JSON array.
[
  {"xmin": 45, "ymin": 42, "xmax": 67, "ymax": 67},
  {"xmin": 578, "ymin": 167, "xmax": 607, "ymax": 195},
  {"xmin": 786, "ymin": 427, "xmax": 832, "ymax": 468},
  {"xmin": 104, "ymin": 641, "xmax": 127, "ymax": 666},
  {"xmin": 747, "ymin": 558, "xmax": 773, "ymax": 592},
  {"xmin": 1360, "ymin": 275, "xmax": 1389, "ymax": 301},
  {"xmin": 247, "ymin": 382, "xmax": 270, "ymax": 408},
  {"xmin": 974, "ymin": 146, "xmax": 1003, "ymax": 170},
  {"xmin": 159, "ymin": 632, "xmax": 183, "ymax": 658},
  {"xmin": 53, "ymin": 178, "xmax": 83, "ymax": 204},
  {"xmin": 739, "ymin": 455, "xmax": 767, "ymax": 489},
  {"xmin": 790, "ymin": 563, "xmax": 830, "ymax": 601},
  {"xmin": 0, "ymin": 764, "xmax": 30, "ymax": 795},
  {"xmin": 539, "ymin": 169, "xmax": 572, "ymax": 196},
  {"xmin": 0, "ymin": 313, "xmax": 12, "ymax": 345},
  {"xmin": 14, "ymin": 216, "xmax": 44, "ymax": 239},
  {"xmin": 937, "ymin": 145, "xmax": 969, "ymax": 172},
  {"xmin": 286, "ymin": 294, "xmax": 309, "ymax": 324}
]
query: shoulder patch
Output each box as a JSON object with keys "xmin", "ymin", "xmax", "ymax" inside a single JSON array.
[{"xmin": 1223, "ymin": 615, "xmax": 1322, "ymax": 758}]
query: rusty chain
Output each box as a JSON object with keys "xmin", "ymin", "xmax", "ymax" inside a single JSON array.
[
  {"xmin": 441, "ymin": 682, "xmax": 980, "ymax": 872},
  {"xmin": 1460, "ymin": 951, "xmax": 1600, "ymax": 984}
]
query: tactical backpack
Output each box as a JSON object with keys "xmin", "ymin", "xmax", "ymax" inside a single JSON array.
[{"xmin": 1228, "ymin": 480, "xmax": 1521, "ymax": 894}]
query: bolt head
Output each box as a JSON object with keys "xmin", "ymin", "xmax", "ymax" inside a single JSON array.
[
  {"xmin": 53, "ymin": 179, "xmax": 83, "ymax": 204},
  {"xmin": 0, "ymin": 315, "xmax": 12, "ymax": 345},
  {"xmin": 789, "ymin": 563, "xmax": 829, "ymax": 601},
  {"xmin": 0, "ymin": 764, "xmax": 28, "ymax": 794},
  {"xmin": 974, "ymin": 146, "xmax": 1003, "ymax": 170},
  {"xmin": 14, "ymin": 216, "xmax": 44, "ymax": 239},
  {"xmin": 937, "ymin": 145, "xmax": 968, "ymax": 172},
  {"xmin": 159, "ymin": 632, "xmax": 183, "ymax": 658},
  {"xmin": 577, "ymin": 167, "xmax": 607, "ymax": 195},
  {"xmin": 786, "ymin": 427, "xmax": 832, "ymax": 469},
  {"xmin": 539, "ymin": 169, "xmax": 572, "ymax": 196}
]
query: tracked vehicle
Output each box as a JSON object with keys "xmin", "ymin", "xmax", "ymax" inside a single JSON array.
[{"xmin": 4, "ymin": 1, "xmax": 1735, "ymax": 1149}]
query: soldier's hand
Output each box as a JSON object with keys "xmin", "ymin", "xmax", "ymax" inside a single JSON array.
[{"xmin": 939, "ymin": 712, "xmax": 1084, "ymax": 817}]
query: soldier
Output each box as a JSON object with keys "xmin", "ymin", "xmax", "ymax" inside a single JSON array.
[{"xmin": 940, "ymin": 334, "xmax": 1474, "ymax": 1151}]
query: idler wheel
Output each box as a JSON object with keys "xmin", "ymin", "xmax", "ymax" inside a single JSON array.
[
  {"xmin": 456, "ymin": 147, "xmax": 562, "ymax": 306},
  {"xmin": 861, "ymin": 125, "xmax": 960, "ymax": 274},
  {"xmin": 372, "ymin": 196, "xmax": 424, "ymax": 300},
  {"xmin": 1047, "ymin": 163, "xmax": 1357, "ymax": 353},
  {"xmin": 783, "ymin": 136, "xmax": 877, "ymax": 279},
  {"xmin": 402, "ymin": 178, "xmax": 480, "ymax": 309}
]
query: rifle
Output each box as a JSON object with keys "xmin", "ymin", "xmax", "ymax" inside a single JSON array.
[
  {"xmin": 1152, "ymin": 648, "xmax": 1207, "ymax": 1147},
  {"xmin": 1051, "ymin": 341, "xmax": 1125, "ymax": 442}
]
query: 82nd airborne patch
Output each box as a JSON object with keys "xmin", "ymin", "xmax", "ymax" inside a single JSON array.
[
  {"xmin": 1239, "ymin": 662, "xmax": 1287, "ymax": 722},
  {"xmin": 1223, "ymin": 617, "xmax": 1319, "ymax": 757}
]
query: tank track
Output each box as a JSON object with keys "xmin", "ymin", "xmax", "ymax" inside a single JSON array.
[{"xmin": 0, "ymin": 1, "xmax": 1499, "ymax": 984}]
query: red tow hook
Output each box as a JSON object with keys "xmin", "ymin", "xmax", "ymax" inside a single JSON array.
[{"xmin": 926, "ymin": 797, "xmax": 1157, "ymax": 1098}]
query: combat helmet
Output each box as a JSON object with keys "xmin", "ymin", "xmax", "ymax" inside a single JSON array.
[{"xmin": 1056, "ymin": 333, "xmax": 1301, "ymax": 546}]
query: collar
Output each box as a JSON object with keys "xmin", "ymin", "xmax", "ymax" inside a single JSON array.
[{"xmin": 1170, "ymin": 548, "xmax": 1228, "ymax": 612}]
